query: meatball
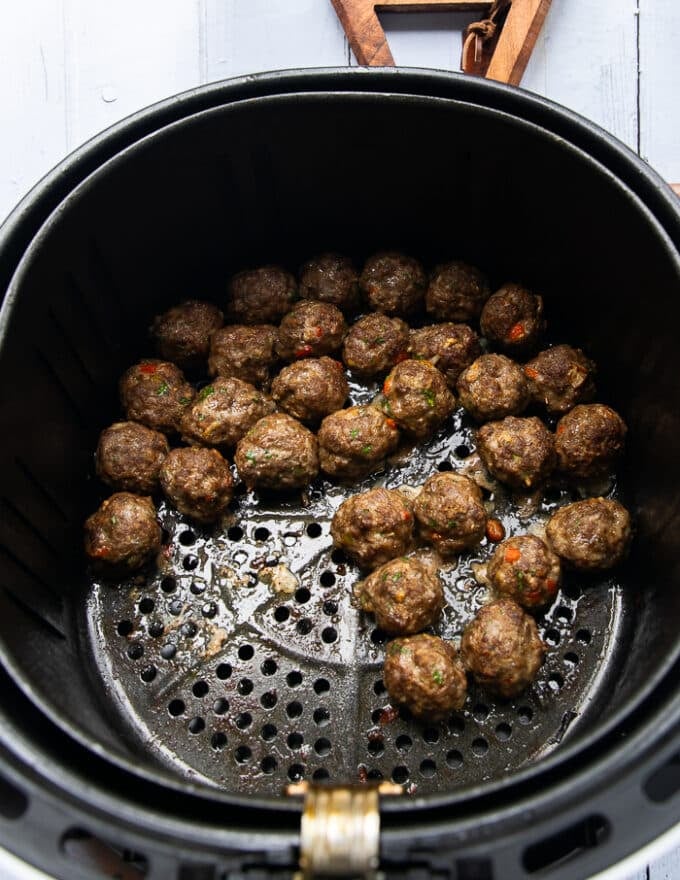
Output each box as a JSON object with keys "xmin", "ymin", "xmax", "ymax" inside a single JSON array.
[
  {"xmin": 545, "ymin": 498, "xmax": 632, "ymax": 571},
  {"xmin": 524, "ymin": 345, "xmax": 596, "ymax": 414},
  {"xmin": 408, "ymin": 322, "xmax": 481, "ymax": 388},
  {"xmin": 234, "ymin": 413, "xmax": 319, "ymax": 490},
  {"xmin": 425, "ymin": 260, "xmax": 491, "ymax": 322},
  {"xmin": 180, "ymin": 377, "xmax": 275, "ymax": 449},
  {"xmin": 96, "ymin": 421, "xmax": 169, "ymax": 494},
  {"xmin": 330, "ymin": 488, "xmax": 414, "ymax": 569},
  {"xmin": 318, "ymin": 405, "xmax": 400, "ymax": 481},
  {"xmin": 480, "ymin": 283, "xmax": 545, "ymax": 354},
  {"xmin": 456, "ymin": 354, "xmax": 530, "ymax": 422},
  {"xmin": 150, "ymin": 300, "xmax": 223, "ymax": 370},
  {"xmin": 461, "ymin": 599, "xmax": 545, "ymax": 698},
  {"xmin": 227, "ymin": 265, "xmax": 297, "ymax": 324},
  {"xmin": 208, "ymin": 324, "xmax": 278, "ymax": 387},
  {"xmin": 299, "ymin": 252, "xmax": 360, "ymax": 313},
  {"xmin": 488, "ymin": 536, "xmax": 561, "ymax": 609},
  {"xmin": 384, "ymin": 634, "xmax": 467, "ymax": 720},
  {"xmin": 477, "ymin": 416, "xmax": 556, "ymax": 491},
  {"xmin": 413, "ymin": 472, "xmax": 486, "ymax": 557},
  {"xmin": 159, "ymin": 447, "xmax": 234, "ymax": 524},
  {"xmin": 381, "ymin": 360, "xmax": 455, "ymax": 440},
  {"xmin": 84, "ymin": 492, "xmax": 161, "ymax": 572},
  {"xmin": 119, "ymin": 360, "xmax": 195, "ymax": 435},
  {"xmin": 271, "ymin": 357, "xmax": 349, "ymax": 424},
  {"xmin": 275, "ymin": 300, "xmax": 347, "ymax": 361},
  {"xmin": 555, "ymin": 404, "xmax": 627, "ymax": 479},
  {"xmin": 357, "ymin": 557, "xmax": 444, "ymax": 635},
  {"xmin": 342, "ymin": 313, "xmax": 410, "ymax": 378},
  {"xmin": 359, "ymin": 251, "xmax": 426, "ymax": 317}
]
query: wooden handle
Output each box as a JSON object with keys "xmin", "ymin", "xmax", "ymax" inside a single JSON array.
[
  {"xmin": 671, "ymin": 184, "xmax": 680, "ymax": 197},
  {"xmin": 485, "ymin": 0, "xmax": 552, "ymax": 85}
]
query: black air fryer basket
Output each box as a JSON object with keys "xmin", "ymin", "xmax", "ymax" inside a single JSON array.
[{"xmin": 0, "ymin": 69, "xmax": 678, "ymax": 880}]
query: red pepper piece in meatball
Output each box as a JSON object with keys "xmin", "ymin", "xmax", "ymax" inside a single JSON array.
[
  {"xmin": 413, "ymin": 472, "xmax": 487, "ymax": 557},
  {"xmin": 456, "ymin": 354, "xmax": 530, "ymax": 422},
  {"xmin": 524, "ymin": 344, "xmax": 596, "ymax": 414},
  {"xmin": 271, "ymin": 357, "xmax": 349, "ymax": 425},
  {"xmin": 545, "ymin": 498, "xmax": 632, "ymax": 571},
  {"xmin": 461, "ymin": 599, "xmax": 545, "ymax": 698},
  {"xmin": 275, "ymin": 300, "xmax": 347, "ymax": 362},
  {"xmin": 234, "ymin": 413, "xmax": 319, "ymax": 491},
  {"xmin": 119, "ymin": 360, "xmax": 195, "ymax": 435},
  {"xmin": 96, "ymin": 421, "xmax": 169, "ymax": 495},
  {"xmin": 318, "ymin": 405, "xmax": 400, "ymax": 481},
  {"xmin": 357, "ymin": 556, "xmax": 444, "ymax": 635},
  {"xmin": 208, "ymin": 324, "xmax": 278, "ymax": 388},
  {"xmin": 180, "ymin": 377, "xmax": 275, "ymax": 450},
  {"xmin": 150, "ymin": 300, "xmax": 224, "ymax": 370},
  {"xmin": 381, "ymin": 360, "xmax": 455, "ymax": 440},
  {"xmin": 227, "ymin": 265, "xmax": 298, "ymax": 324},
  {"xmin": 159, "ymin": 447, "xmax": 234, "ymax": 524},
  {"xmin": 330, "ymin": 488, "xmax": 414, "ymax": 569},
  {"xmin": 384, "ymin": 634, "xmax": 467, "ymax": 720},
  {"xmin": 488, "ymin": 535, "xmax": 561, "ymax": 609},
  {"xmin": 84, "ymin": 492, "xmax": 161, "ymax": 573},
  {"xmin": 425, "ymin": 260, "xmax": 491, "ymax": 322},
  {"xmin": 342, "ymin": 313, "xmax": 410, "ymax": 378},
  {"xmin": 480, "ymin": 283, "xmax": 545, "ymax": 354},
  {"xmin": 477, "ymin": 416, "xmax": 556, "ymax": 491},
  {"xmin": 555, "ymin": 404, "xmax": 627, "ymax": 479},
  {"xmin": 408, "ymin": 322, "xmax": 481, "ymax": 388},
  {"xmin": 299, "ymin": 252, "xmax": 361, "ymax": 313},
  {"xmin": 359, "ymin": 251, "xmax": 426, "ymax": 317}
]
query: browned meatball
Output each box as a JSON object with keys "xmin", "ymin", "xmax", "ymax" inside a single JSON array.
[
  {"xmin": 384, "ymin": 634, "xmax": 467, "ymax": 720},
  {"xmin": 159, "ymin": 447, "xmax": 234, "ymax": 524},
  {"xmin": 84, "ymin": 492, "xmax": 161, "ymax": 572},
  {"xmin": 227, "ymin": 265, "xmax": 297, "ymax": 324},
  {"xmin": 342, "ymin": 313, "xmax": 410, "ymax": 377},
  {"xmin": 150, "ymin": 300, "xmax": 223, "ymax": 370},
  {"xmin": 381, "ymin": 360, "xmax": 455, "ymax": 440},
  {"xmin": 480, "ymin": 284, "xmax": 545, "ymax": 354},
  {"xmin": 275, "ymin": 300, "xmax": 347, "ymax": 361},
  {"xmin": 555, "ymin": 404, "xmax": 627, "ymax": 479},
  {"xmin": 524, "ymin": 345, "xmax": 596, "ymax": 414},
  {"xmin": 180, "ymin": 377, "xmax": 275, "ymax": 449},
  {"xmin": 234, "ymin": 413, "xmax": 319, "ymax": 490},
  {"xmin": 461, "ymin": 599, "xmax": 545, "ymax": 698},
  {"xmin": 271, "ymin": 357, "xmax": 349, "ymax": 424},
  {"xmin": 456, "ymin": 354, "xmax": 530, "ymax": 422},
  {"xmin": 299, "ymin": 252, "xmax": 360, "ymax": 313},
  {"xmin": 413, "ymin": 472, "xmax": 486, "ymax": 557},
  {"xmin": 208, "ymin": 324, "xmax": 278, "ymax": 387},
  {"xmin": 96, "ymin": 421, "xmax": 169, "ymax": 494},
  {"xmin": 330, "ymin": 488, "xmax": 414, "ymax": 569},
  {"xmin": 425, "ymin": 261, "xmax": 491, "ymax": 322},
  {"xmin": 477, "ymin": 416, "xmax": 556, "ymax": 491},
  {"xmin": 358, "ymin": 557, "xmax": 444, "ymax": 635},
  {"xmin": 488, "ymin": 536, "xmax": 561, "ymax": 609},
  {"xmin": 119, "ymin": 360, "xmax": 195, "ymax": 435},
  {"xmin": 318, "ymin": 405, "xmax": 400, "ymax": 481},
  {"xmin": 359, "ymin": 251, "xmax": 426, "ymax": 317},
  {"xmin": 545, "ymin": 498, "xmax": 632, "ymax": 571},
  {"xmin": 408, "ymin": 322, "xmax": 481, "ymax": 388}
]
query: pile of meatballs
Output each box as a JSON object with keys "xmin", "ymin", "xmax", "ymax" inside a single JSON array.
[{"xmin": 84, "ymin": 251, "xmax": 632, "ymax": 723}]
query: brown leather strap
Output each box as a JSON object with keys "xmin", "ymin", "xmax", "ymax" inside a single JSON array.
[{"xmin": 461, "ymin": 0, "xmax": 511, "ymax": 75}]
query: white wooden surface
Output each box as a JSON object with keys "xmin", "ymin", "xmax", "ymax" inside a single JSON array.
[{"xmin": 0, "ymin": 2, "xmax": 677, "ymax": 878}]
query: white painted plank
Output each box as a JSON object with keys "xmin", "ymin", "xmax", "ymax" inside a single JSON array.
[
  {"xmin": 522, "ymin": 0, "xmax": 639, "ymax": 151},
  {"xmin": 378, "ymin": 11, "xmax": 479, "ymax": 71},
  {"xmin": 649, "ymin": 849, "xmax": 680, "ymax": 880},
  {"xmin": 639, "ymin": 0, "xmax": 680, "ymax": 183}
]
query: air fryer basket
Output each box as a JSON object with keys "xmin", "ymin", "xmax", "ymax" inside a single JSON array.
[{"xmin": 0, "ymin": 70, "xmax": 678, "ymax": 880}]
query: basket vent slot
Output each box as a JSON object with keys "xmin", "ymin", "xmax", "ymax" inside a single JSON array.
[
  {"xmin": 522, "ymin": 814, "xmax": 609, "ymax": 874},
  {"xmin": 644, "ymin": 752, "xmax": 680, "ymax": 803},
  {"xmin": 0, "ymin": 772, "xmax": 28, "ymax": 820},
  {"xmin": 60, "ymin": 828, "xmax": 148, "ymax": 879}
]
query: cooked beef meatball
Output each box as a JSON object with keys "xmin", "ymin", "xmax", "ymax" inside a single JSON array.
[
  {"xmin": 119, "ymin": 360, "xmax": 195, "ymax": 435},
  {"xmin": 408, "ymin": 322, "xmax": 481, "ymax": 388},
  {"xmin": 358, "ymin": 557, "xmax": 444, "ymax": 635},
  {"xmin": 480, "ymin": 284, "xmax": 545, "ymax": 354},
  {"xmin": 208, "ymin": 324, "xmax": 278, "ymax": 387},
  {"xmin": 227, "ymin": 265, "xmax": 297, "ymax": 324},
  {"xmin": 461, "ymin": 599, "xmax": 545, "ymax": 698},
  {"xmin": 271, "ymin": 357, "xmax": 349, "ymax": 424},
  {"xmin": 425, "ymin": 261, "xmax": 491, "ymax": 322},
  {"xmin": 150, "ymin": 300, "xmax": 223, "ymax": 370},
  {"xmin": 180, "ymin": 377, "xmax": 275, "ymax": 449},
  {"xmin": 414, "ymin": 472, "xmax": 486, "ymax": 556},
  {"xmin": 96, "ymin": 421, "xmax": 169, "ymax": 494},
  {"xmin": 299, "ymin": 252, "xmax": 360, "ymax": 313},
  {"xmin": 545, "ymin": 498, "xmax": 632, "ymax": 571},
  {"xmin": 456, "ymin": 354, "xmax": 530, "ymax": 422},
  {"xmin": 84, "ymin": 492, "xmax": 161, "ymax": 572},
  {"xmin": 381, "ymin": 360, "xmax": 455, "ymax": 440},
  {"xmin": 359, "ymin": 251, "xmax": 426, "ymax": 317},
  {"xmin": 275, "ymin": 300, "xmax": 347, "ymax": 361},
  {"xmin": 477, "ymin": 416, "xmax": 556, "ymax": 491},
  {"xmin": 488, "ymin": 535, "xmax": 561, "ymax": 609},
  {"xmin": 330, "ymin": 488, "xmax": 414, "ymax": 569},
  {"xmin": 159, "ymin": 447, "xmax": 234, "ymax": 524},
  {"xmin": 383, "ymin": 634, "xmax": 467, "ymax": 720},
  {"xmin": 342, "ymin": 313, "xmax": 410, "ymax": 377},
  {"xmin": 555, "ymin": 404, "xmax": 627, "ymax": 479},
  {"xmin": 524, "ymin": 344, "xmax": 596, "ymax": 414},
  {"xmin": 318, "ymin": 405, "xmax": 400, "ymax": 481},
  {"xmin": 234, "ymin": 413, "xmax": 319, "ymax": 490}
]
